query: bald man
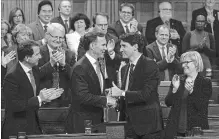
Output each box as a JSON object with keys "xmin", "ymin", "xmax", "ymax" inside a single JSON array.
[
  {"xmin": 146, "ymin": 2, "xmax": 186, "ymax": 55},
  {"xmin": 38, "ymin": 23, "xmax": 75, "ymax": 107}
]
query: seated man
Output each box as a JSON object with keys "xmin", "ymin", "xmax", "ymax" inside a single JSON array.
[{"xmin": 146, "ymin": 25, "xmax": 182, "ymax": 81}]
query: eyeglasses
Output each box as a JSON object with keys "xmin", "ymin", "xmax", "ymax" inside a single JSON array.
[
  {"xmin": 96, "ymin": 24, "xmax": 108, "ymax": 28},
  {"xmin": 48, "ymin": 33, "xmax": 64, "ymax": 41},
  {"xmin": 13, "ymin": 15, "xmax": 23, "ymax": 19},
  {"xmin": 121, "ymin": 11, "xmax": 132, "ymax": 15},
  {"xmin": 181, "ymin": 61, "xmax": 193, "ymax": 65},
  {"xmin": 161, "ymin": 8, "xmax": 172, "ymax": 11}
]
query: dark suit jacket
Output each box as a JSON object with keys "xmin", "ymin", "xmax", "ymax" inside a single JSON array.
[
  {"xmin": 191, "ymin": 7, "xmax": 219, "ymax": 56},
  {"xmin": 38, "ymin": 44, "xmax": 75, "ymax": 107},
  {"xmin": 77, "ymin": 33, "xmax": 122, "ymax": 83},
  {"xmin": 28, "ymin": 19, "xmax": 45, "ymax": 41},
  {"xmin": 51, "ymin": 16, "xmax": 71, "ymax": 34},
  {"xmin": 2, "ymin": 62, "xmax": 53, "ymax": 139},
  {"xmin": 164, "ymin": 74, "xmax": 212, "ymax": 139},
  {"xmin": 146, "ymin": 17, "xmax": 186, "ymax": 55},
  {"xmin": 121, "ymin": 55, "xmax": 163, "ymax": 136},
  {"xmin": 146, "ymin": 42, "xmax": 182, "ymax": 81},
  {"xmin": 111, "ymin": 20, "xmax": 144, "ymax": 37},
  {"xmin": 65, "ymin": 56, "xmax": 108, "ymax": 133}
]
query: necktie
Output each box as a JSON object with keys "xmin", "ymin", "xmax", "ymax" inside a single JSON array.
[
  {"xmin": 52, "ymin": 65, "xmax": 59, "ymax": 88},
  {"xmin": 28, "ymin": 70, "xmax": 36, "ymax": 96},
  {"xmin": 95, "ymin": 61, "xmax": 103, "ymax": 93},
  {"xmin": 98, "ymin": 57, "xmax": 106, "ymax": 79},
  {"xmin": 161, "ymin": 47, "xmax": 170, "ymax": 81},
  {"xmin": 64, "ymin": 20, "xmax": 69, "ymax": 33},
  {"xmin": 125, "ymin": 25, "xmax": 130, "ymax": 33},
  {"xmin": 128, "ymin": 64, "xmax": 134, "ymax": 90},
  {"xmin": 44, "ymin": 25, "xmax": 48, "ymax": 33}
]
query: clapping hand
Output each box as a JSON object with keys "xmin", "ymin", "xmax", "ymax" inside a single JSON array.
[
  {"xmin": 172, "ymin": 74, "xmax": 180, "ymax": 93},
  {"xmin": 107, "ymin": 39, "xmax": 115, "ymax": 54},
  {"xmin": 185, "ymin": 78, "xmax": 194, "ymax": 94},
  {"xmin": 167, "ymin": 46, "xmax": 176, "ymax": 63},
  {"xmin": 1, "ymin": 51, "xmax": 16, "ymax": 67},
  {"xmin": 39, "ymin": 88, "xmax": 64, "ymax": 102},
  {"xmin": 130, "ymin": 18, "xmax": 138, "ymax": 33},
  {"xmin": 111, "ymin": 82, "xmax": 123, "ymax": 97},
  {"xmin": 170, "ymin": 29, "xmax": 180, "ymax": 40},
  {"xmin": 50, "ymin": 50, "xmax": 65, "ymax": 66}
]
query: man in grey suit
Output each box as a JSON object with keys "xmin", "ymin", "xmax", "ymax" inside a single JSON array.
[
  {"xmin": 51, "ymin": 0, "xmax": 72, "ymax": 34},
  {"xmin": 28, "ymin": 0, "xmax": 53, "ymax": 43},
  {"xmin": 146, "ymin": 25, "xmax": 182, "ymax": 81}
]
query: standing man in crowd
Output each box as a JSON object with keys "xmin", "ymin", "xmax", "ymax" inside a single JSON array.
[
  {"xmin": 28, "ymin": 0, "xmax": 53, "ymax": 42},
  {"xmin": 2, "ymin": 40, "xmax": 63, "ymax": 139},
  {"xmin": 146, "ymin": 2, "xmax": 186, "ymax": 55},
  {"xmin": 146, "ymin": 25, "xmax": 182, "ymax": 81},
  {"xmin": 51, "ymin": 0, "xmax": 72, "ymax": 34},
  {"xmin": 111, "ymin": 3, "xmax": 143, "ymax": 37},
  {"xmin": 77, "ymin": 12, "xmax": 122, "ymax": 84},
  {"xmin": 110, "ymin": 32, "xmax": 163, "ymax": 139},
  {"xmin": 38, "ymin": 23, "xmax": 75, "ymax": 107},
  {"xmin": 191, "ymin": 0, "xmax": 219, "ymax": 68},
  {"xmin": 66, "ymin": 31, "xmax": 117, "ymax": 133}
]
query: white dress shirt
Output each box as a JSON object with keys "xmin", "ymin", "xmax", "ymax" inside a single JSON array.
[{"xmin": 120, "ymin": 19, "xmax": 131, "ymax": 33}]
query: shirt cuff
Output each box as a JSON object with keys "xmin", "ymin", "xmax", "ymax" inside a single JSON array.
[
  {"xmin": 37, "ymin": 96, "xmax": 42, "ymax": 107},
  {"xmin": 109, "ymin": 51, "xmax": 115, "ymax": 59},
  {"xmin": 122, "ymin": 91, "xmax": 126, "ymax": 96}
]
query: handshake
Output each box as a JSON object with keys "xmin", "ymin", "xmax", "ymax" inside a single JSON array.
[
  {"xmin": 38, "ymin": 88, "xmax": 64, "ymax": 104},
  {"xmin": 106, "ymin": 82, "xmax": 124, "ymax": 108}
]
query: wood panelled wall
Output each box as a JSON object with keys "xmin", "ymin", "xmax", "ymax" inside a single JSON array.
[{"xmin": 1, "ymin": 0, "xmax": 219, "ymax": 31}]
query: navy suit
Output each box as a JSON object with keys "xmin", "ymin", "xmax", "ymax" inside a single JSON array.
[
  {"xmin": 120, "ymin": 55, "xmax": 163, "ymax": 138},
  {"xmin": 65, "ymin": 56, "xmax": 108, "ymax": 133},
  {"xmin": 51, "ymin": 16, "xmax": 71, "ymax": 34},
  {"xmin": 2, "ymin": 62, "xmax": 53, "ymax": 139}
]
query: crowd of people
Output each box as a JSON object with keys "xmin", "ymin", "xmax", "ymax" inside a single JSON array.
[{"xmin": 1, "ymin": 0, "xmax": 218, "ymax": 138}]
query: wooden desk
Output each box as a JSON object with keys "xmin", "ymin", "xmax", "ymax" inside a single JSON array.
[{"xmin": 27, "ymin": 133, "xmax": 107, "ymax": 139}]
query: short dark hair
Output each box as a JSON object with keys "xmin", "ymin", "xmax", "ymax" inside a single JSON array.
[
  {"xmin": 119, "ymin": 3, "xmax": 135, "ymax": 16},
  {"xmin": 70, "ymin": 13, "xmax": 91, "ymax": 31},
  {"xmin": 120, "ymin": 32, "xmax": 145, "ymax": 53},
  {"xmin": 18, "ymin": 40, "xmax": 39, "ymax": 62},
  {"xmin": 8, "ymin": 7, "xmax": 25, "ymax": 29},
  {"xmin": 92, "ymin": 12, "xmax": 109, "ymax": 26},
  {"xmin": 82, "ymin": 31, "xmax": 105, "ymax": 51},
  {"xmin": 38, "ymin": 0, "xmax": 53, "ymax": 15}
]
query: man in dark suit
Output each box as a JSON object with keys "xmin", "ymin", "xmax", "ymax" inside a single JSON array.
[
  {"xmin": 110, "ymin": 32, "xmax": 163, "ymax": 139},
  {"xmin": 65, "ymin": 31, "xmax": 117, "ymax": 133},
  {"xmin": 111, "ymin": 3, "xmax": 143, "ymax": 37},
  {"xmin": 146, "ymin": 25, "xmax": 182, "ymax": 81},
  {"xmin": 38, "ymin": 23, "xmax": 75, "ymax": 107},
  {"xmin": 2, "ymin": 40, "xmax": 63, "ymax": 139},
  {"xmin": 146, "ymin": 2, "xmax": 186, "ymax": 55},
  {"xmin": 191, "ymin": 0, "xmax": 219, "ymax": 68},
  {"xmin": 51, "ymin": 0, "xmax": 72, "ymax": 34},
  {"xmin": 28, "ymin": 0, "xmax": 53, "ymax": 43},
  {"xmin": 77, "ymin": 12, "xmax": 122, "ymax": 83}
]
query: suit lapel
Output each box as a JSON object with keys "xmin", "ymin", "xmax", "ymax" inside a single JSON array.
[
  {"xmin": 17, "ymin": 63, "xmax": 35, "ymax": 97},
  {"xmin": 36, "ymin": 20, "xmax": 45, "ymax": 39},
  {"xmin": 83, "ymin": 56, "xmax": 101, "ymax": 93},
  {"xmin": 121, "ymin": 64, "xmax": 129, "ymax": 90},
  {"xmin": 41, "ymin": 45, "xmax": 50, "ymax": 64},
  {"xmin": 153, "ymin": 42, "xmax": 162, "ymax": 60}
]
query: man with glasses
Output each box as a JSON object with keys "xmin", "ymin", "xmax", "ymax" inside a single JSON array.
[
  {"xmin": 146, "ymin": 2, "xmax": 186, "ymax": 55},
  {"xmin": 51, "ymin": 0, "xmax": 72, "ymax": 34},
  {"xmin": 28, "ymin": 0, "xmax": 53, "ymax": 42},
  {"xmin": 111, "ymin": 3, "xmax": 143, "ymax": 37},
  {"xmin": 146, "ymin": 25, "xmax": 182, "ymax": 81},
  {"xmin": 38, "ymin": 23, "xmax": 75, "ymax": 107}
]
